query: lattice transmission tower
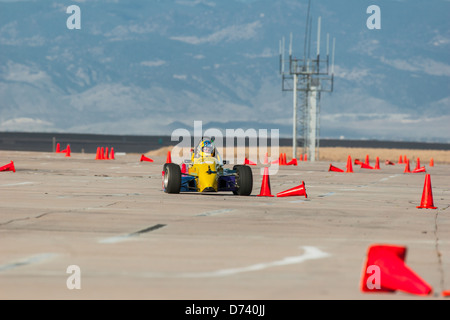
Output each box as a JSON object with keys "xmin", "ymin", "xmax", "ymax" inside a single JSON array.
[{"xmin": 279, "ymin": 0, "xmax": 335, "ymax": 162}]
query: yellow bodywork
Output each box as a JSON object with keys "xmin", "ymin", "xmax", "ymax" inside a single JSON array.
[{"xmin": 188, "ymin": 155, "xmax": 221, "ymax": 192}]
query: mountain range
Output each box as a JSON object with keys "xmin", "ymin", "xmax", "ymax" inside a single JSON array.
[{"xmin": 0, "ymin": 0, "xmax": 449, "ymax": 143}]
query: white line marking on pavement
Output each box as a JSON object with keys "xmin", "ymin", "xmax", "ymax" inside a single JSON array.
[
  {"xmin": 196, "ymin": 209, "xmax": 234, "ymax": 216},
  {"xmin": 136, "ymin": 246, "xmax": 330, "ymax": 278},
  {"xmin": 0, "ymin": 182, "xmax": 34, "ymax": 187},
  {"xmin": 379, "ymin": 174, "xmax": 401, "ymax": 182}
]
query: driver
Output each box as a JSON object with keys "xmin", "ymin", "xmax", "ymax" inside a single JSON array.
[
  {"xmin": 201, "ymin": 140, "xmax": 214, "ymax": 157},
  {"xmin": 193, "ymin": 139, "xmax": 218, "ymax": 164}
]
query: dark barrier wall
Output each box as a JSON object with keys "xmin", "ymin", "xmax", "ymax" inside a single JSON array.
[{"xmin": 0, "ymin": 132, "xmax": 449, "ymax": 154}]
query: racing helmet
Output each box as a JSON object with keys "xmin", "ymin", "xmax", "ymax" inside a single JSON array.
[{"xmin": 200, "ymin": 140, "xmax": 214, "ymax": 157}]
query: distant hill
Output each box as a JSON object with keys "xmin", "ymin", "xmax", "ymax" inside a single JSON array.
[{"xmin": 0, "ymin": 0, "xmax": 449, "ymax": 143}]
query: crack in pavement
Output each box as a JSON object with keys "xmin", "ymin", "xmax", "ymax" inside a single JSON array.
[{"xmin": 435, "ymin": 204, "xmax": 449, "ymax": 294}]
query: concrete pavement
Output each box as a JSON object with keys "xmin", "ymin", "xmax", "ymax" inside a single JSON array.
[{"xmin": 0, "ymin": 150, "xmax": 448, "ymax": 300}]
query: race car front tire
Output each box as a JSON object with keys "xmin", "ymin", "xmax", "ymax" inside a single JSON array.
[
  {"xmin": 233, "ymin": 165, "xmax": 253, "ymax": 196},
  {"xmin": 164, "ymin": 163, "xmax": 181, "ymax": 194}
]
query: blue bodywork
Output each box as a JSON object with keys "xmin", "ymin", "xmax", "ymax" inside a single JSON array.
[{"xmin": 180, "ymin": 170, "xmax": 237, "ymax": 193}]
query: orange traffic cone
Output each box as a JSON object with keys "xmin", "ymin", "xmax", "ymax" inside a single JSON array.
[
  {"xmin": 412, "ymin": 167, "xmax": 426, "ymax": 173},
  {"xmin": 398, "ymin": 155, "xmax": 403, "ymax": 164},
  {"xmin": 442, "ymin": 290, "xmax": 450, "ymax": 297},
  {"xmin": 95, "ymin": 147, "xmax": 101, "ymax": 160},
  {"xmin": 257, "ymin": 167, "xmax": 274, "ymax": 197},
  {"xmin": 361, "ymin": 244, "xmax": 433, "ymax": 295},
  {"xmin": 299, "ymin": 154, "xmax": 303, "ymax": 161},
  {"xmin": 385, "ymin": 160, "xmax": 395, "ymax": 165},
  {"xmin": 365, "ymin": 154, "xmax": 370, "ymax": 166},
  {"xmin": 0, "ymin": 161, "xmax": 15, "ymax": 173},
  {"xmin": 404, "ymin": 159, "xmax": 411, "ymax": 173},
  {"xmin": 374, "ymin": 157, "xmax": 380, "ymax": 170},
  {"xmin": 110, "ymin": 147, "xmax": 115, "ymax": 160},
  {"xmin": 415, "ymin": 157, "xmax": 420, "ymax": 171},
  {"xmin": 429, "ymin": 158, "xmax": 434, "ymax": 167},
  {"xmin": 105, "ymin": 147, "xmax": 109, "ymax": 160},
  {"xmin": 166, "ymin": 151, "xmax": 172, "ymax": 164},
  {"xmin": 65, "ymin": 145, "xmax": 71, "ymax": 157},
  {"xmin": 354, "ymin": 159, "xmax": 363, "ymax": 165},
  {"xmin": 304, "ymin": 153, "xmax": 307, "ymax": 162},
  {"xmin": 56, "ymin": 143, "xmax": 61, "ymax": 153},
  {"xmin": 329, "ymin": 164, "xmax": 344, "ymax": 172},
  {"xmin": 276, "ymin": 181, "xmax": 307, "ymax": 198},
  {"xmin": 417, "ymin": 174, "xmax": 437, "ymax": 209},
  {"xmin": 286, "ymin": 158, "xmax": 298, "ymax": 166},
  {"xmin": 140, "ymin": 154, "xmax": 154, "ymax": 162},
  {"xmin": 346, "ymin": 155, "xmax": 353, "ymax": 173},
  {"xmin": 279, "ymin": 153, "xmax": 285, "ymax": 166},
  {"xmin": 244, "ymin": 158, "xmax": 257, "ymax": 165},
  {"xmin": 360, "ymin": 162, "xmax": 374, "ymax": 169}
]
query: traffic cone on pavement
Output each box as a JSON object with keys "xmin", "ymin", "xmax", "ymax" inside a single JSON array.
[
  {"xmin": 360, "ymin": 162, "xmax": 374, "ymax": 169},
  {"xmin": 110, "ymin": 148, "xmax": 115, "ymax": 160},
  {"xmin": 417, "ymin": 174, "xmax": 437, "ymax": 209},
  {"xmin": 429, "ymin": 158, "xmax": 434, "ymax": 167},
  {"xmin": 257, "ymin": 167, "xmax": 274, "ymax": 197},
  {"xmin": 329, "ymin": 164, "xmax": 344, "ymax": 172},
  {"xmin": 365, "ymin": 154, "xmax": 370, "ymax": 166},
  {"xmin": 244, "ymin": 157, "xmax": 257, "ymax": 165},
  {"xmin": 95, "ymin": 147, "xmax": 100, "ymax": 160},
  {"xmin": 65, "ymin": 145, "xmax": 71, "ymax": 157},
  {"xmin": 56, "ymin": 143, "xmax": 61, "ymax": 153},
  {"xmin": 346, "ymin": 155, "xmax": 353, "ymax": 173},
  {"xmin": 404, "ymin": 159, "xmax": 411, "ymax": 173},
  {"xmin": 0, "ymin": 161, "xmax": 15, "ymax": 173},
  {"xmin": 398, "ymin": 155, "xmax": 403, "ymax": 164},
  {"xmin": 361, "ymin": 244, "xmax": 433, "ymax": 295},
  {"xmin": 140, "ymin": 154, "xmax": 154, "ymax": 162},
  {"xmin": 166, "ymin": 151, "xmax": 172, "ymax": 164},
  {"xmin": 276, "ymin": 181, "xmax": 307, "ymax": 198},
  {"xmin": 286, "ymin": 158, "xmax": 298, "ymax": 166},
  {"xmin": 415, "ymin": 158, "xmax": 421, "ymax": 171},
  {"xmin": 374, "ymin": 157, "xmax": 380, "ymax": 169}
]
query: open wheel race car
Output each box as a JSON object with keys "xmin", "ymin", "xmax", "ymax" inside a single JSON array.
[{"xmin": 162, "ymin": 138, "xmax": 253, "ymax": 195}]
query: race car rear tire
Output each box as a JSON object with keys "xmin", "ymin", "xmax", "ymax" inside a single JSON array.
[
  {"xmin": 233, "ymin": 165, "xmax": 253, "ymax": 196},
  {"xmin": 164, "ymin": 163, "xmax": 181, "ymax": 194}
]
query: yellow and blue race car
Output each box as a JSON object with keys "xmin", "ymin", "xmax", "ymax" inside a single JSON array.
[{"xmin": 162, "ymin": 138, "xmax": 253, "ymax": 195}]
